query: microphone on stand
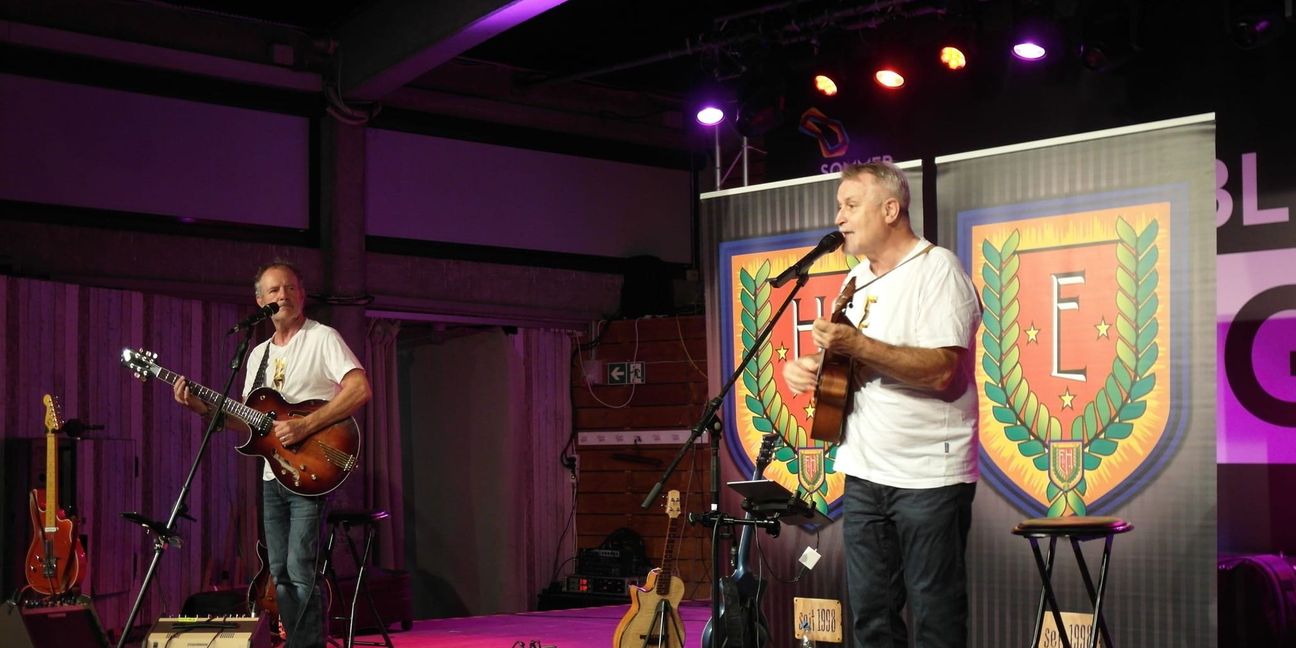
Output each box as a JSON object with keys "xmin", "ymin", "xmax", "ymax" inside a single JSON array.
[
  {"xmin": 228, "ymin": 303, "xmax": 280, "ymax": 335},
  {"xmin": 768, "ymin": 231, "xmax": 845, "ymax": 288}
]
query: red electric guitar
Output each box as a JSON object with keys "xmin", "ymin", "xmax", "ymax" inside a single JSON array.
[{"xmin": 24, "ymin": 394, "xmax": 89, "ymax": 597}]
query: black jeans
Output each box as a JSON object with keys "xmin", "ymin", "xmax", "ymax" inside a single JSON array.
[
  {"xmin": 843, "ymin": 475, "xmax": 976, "ymax": 648},
  {"xmin": 263, "ymin": 480, "xmax": 328, "ymax": 648}
]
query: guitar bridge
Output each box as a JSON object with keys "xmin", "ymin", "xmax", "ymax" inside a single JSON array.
[{"xmin": 316, "ymin": 440, "xmax": 358, "ymax": 473}]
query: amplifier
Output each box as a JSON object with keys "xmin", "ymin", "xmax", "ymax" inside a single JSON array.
[
  {"xmin": 578, "ymin": 548, "xmax": 643, "ymax": 577},
  {"xmin": 145, "ymin": 615, "xmax": 269, "ymax": 648},
  {"xmin": 565, "ymin": 574, "xmax": 642, "ymax": 595}
]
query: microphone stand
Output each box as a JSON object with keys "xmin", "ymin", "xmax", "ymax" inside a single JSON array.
[
  {"xmin": 641, "ymin": 269, "xmax": 815, "ymax": 645},
  {"xmin": 115, "ymin": 328, "xmax": 253, "ymax": 648}
]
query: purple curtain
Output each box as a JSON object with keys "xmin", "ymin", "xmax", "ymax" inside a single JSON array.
[
  {"xmin": 508, "ymin": 328, "xmax": 576, "ymax": 610},
  {"xmin": 363, "ymin": 318, "xmax": 404, "ymax": 570},
  {"xmin": 0, "ymin": 276, "xmax": 259, "ymax": 637}
]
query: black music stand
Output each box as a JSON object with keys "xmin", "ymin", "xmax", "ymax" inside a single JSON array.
[{"xmin": 728, "ymin": 480, "xmax": 833, "ymax": 530}]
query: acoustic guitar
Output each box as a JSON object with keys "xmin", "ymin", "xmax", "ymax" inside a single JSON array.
[
  {"xmin": 121, "ymin": 348, "xmax": 360, "ymax": 496},
  {"xmin": 809, "ymin": 277, "xmax": 859, "ymax": 444},
  {"xmin": 613, "ymin": 490, "xmax": 686, "ymax": 648},
  {"xmin": 25, "ymin": 394, "xmax": 89, "ymax": 597},
  {"xmin": 701, "ymin": 433, "xmax": 777, "ymax": 648}
]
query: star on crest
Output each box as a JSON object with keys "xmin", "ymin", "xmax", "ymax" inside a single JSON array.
[
  {"xmin": 1095, "ymin": 316, "xmax": 1111, "ymax": 339},
  {"xmin": 1059, "ymin": 387, "xmax": 1076, "ymax": 409},
  {"xmin": 1025, "ymin": 322, "xmax": 1041, "ymax": 343},
  {"xmin": 804, "ymin": 403, "xmax": 816, "ymax": 420},
  {"xmin": 776, "ymin": 342, "xmax": 789, "ymax": 361}
]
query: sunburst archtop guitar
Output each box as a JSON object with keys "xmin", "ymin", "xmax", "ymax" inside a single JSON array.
[{"xmin": 121, "ymin": 348, "xmax": 360, "ymax": 497}]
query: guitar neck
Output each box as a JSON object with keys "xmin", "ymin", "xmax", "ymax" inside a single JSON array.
[
  {"xmin": 656, "ymin": 515, "xmax": 681, "ymax": 595},
  {"xmin": 44, "ymin": 430, "xmax": 57, "ymax": 530},
  {"xmin": 151, "ymin": 366, "xmax": 264, "ymax": 428}
]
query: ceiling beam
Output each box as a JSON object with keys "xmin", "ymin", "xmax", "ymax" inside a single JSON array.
[{"xmin": 338, "ymin": 0, "xmax": 566, "ymax": 101}]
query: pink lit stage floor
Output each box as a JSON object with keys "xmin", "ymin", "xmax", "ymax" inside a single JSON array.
[{"xmin": 374, "ymin": 600, "xmax": 711, "ymax": 647}]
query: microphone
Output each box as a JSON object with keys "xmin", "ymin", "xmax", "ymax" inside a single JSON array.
[
  {"xmin": 768, "ymin": 231, "xmax": 845, "ymax": 288},
  {"xmin": 228, "ymin": 303, "xmax": 280, "ymax": 334},
  {"xmin": 62, "ymin": 419, "xmax": 104, "ymax": 438}
]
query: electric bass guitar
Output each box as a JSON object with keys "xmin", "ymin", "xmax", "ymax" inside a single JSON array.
[
  {"xmin": 613, "ymin": 490, "xmax": 686, "ymax": 648},
  {"xmin": 810, "ymin": 277, "xmax": 859, "ymax": 444},
  {"xmin": 25, "ymin": 394, "xmax": 89, "ymax": 597},
  {"xmin": 700, "ymin": 434, "xmax": 776, "ymax": 648},
  {"xmin": 121, "ymin": 348, "xmax": 361, "ymax": 496}
]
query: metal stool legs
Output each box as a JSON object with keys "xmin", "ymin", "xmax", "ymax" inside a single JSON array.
[
  {"xmin": 1025, "ymin": 534, "xmax": 1115, "ymax": 648},
  {"xmin": 324, "ymin": 516, "xmax": 394, "ymax": 648}
]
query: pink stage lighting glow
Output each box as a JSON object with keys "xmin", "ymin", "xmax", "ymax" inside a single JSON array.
[
  {"xmin": 696, "ymin": 106, "xmax": 725, "ymax": 125},
  {"xmin": 1012, "ymin": 41, "xmax": 1047, "ymax": 60}
]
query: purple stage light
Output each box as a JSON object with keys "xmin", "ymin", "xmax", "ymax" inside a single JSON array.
[
  {"xmin": 1012, "ymin": 41, "xmax": 1047, "ymax": 61},
  {"xmin": 696, "ymin": 106, "xmax": 725, "ymax": 126}
]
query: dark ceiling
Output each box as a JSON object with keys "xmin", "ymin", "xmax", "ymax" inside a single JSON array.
[{"xmin": 2, "ymin": 0, "xmax": 1289, "ymax": 165}]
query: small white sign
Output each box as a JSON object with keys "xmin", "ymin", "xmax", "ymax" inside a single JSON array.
[
  {"xmin": 627, "ymin": 361, "xmax": 646, "ymax": 384},
  {"xmin": 607, "ymin": 362, "xmax": 628, "ymax": 385}
]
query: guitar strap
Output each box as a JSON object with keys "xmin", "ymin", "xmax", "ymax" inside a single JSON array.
[
  {"xmin": 250, "ymin": 344, "xmax": 271, "ymax": 391},
  {"xmin": 852, "ymin": 241, "xmax": 936, "ymax": 295}
]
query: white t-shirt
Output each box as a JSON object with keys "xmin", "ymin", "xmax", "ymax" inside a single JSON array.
[
  {"xmin": 242, "ymin": 319, "xmax": 363, "ymax": 481},
  {"xmin": 832, "ymin": 239, "xmax": 982, "ymax": 489}
]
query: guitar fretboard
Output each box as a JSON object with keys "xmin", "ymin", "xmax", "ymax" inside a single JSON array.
[
  {"xmin": 150, "ymin": 365, "xmax": 268, "ymax": 429},
  {"xmin": 656, "ymin": 514, "xmax": 681, "ymax": 596}
]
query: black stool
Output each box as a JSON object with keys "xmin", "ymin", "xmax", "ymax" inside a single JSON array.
[
  {"xmin": 322, "ymin": 509, "xmax": 394, "ymax": 648},
  {"xmin": 1012, "ymin": 515, "xmax": 1133, "ymax": 648}
]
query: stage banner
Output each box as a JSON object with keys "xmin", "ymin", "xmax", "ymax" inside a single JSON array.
[
  {"xmin": 699, "ymin": 162, "xmax": 923, "ymax": 644},
  {"xmin": 936, "ymin": 115, "xmax": 1216, "ymax": 647}
]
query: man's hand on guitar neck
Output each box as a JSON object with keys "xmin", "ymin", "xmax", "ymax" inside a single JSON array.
[{"xmin": 172, "ymin": 376, "xmax": 209, "ymax": 416}]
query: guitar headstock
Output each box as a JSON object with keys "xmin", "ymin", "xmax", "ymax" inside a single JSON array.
[
  {"xmin": 42, "ymin": 393, "xmax": 64, "ymax": 435},
  {"xmin": 121, "ymin": 348, "xmax": 160, "ymax": 383},
  {"xmin": 832, "ymin": 277, "xmax": 859, "ymax": 315},
  {"xmin": 665, "ymin": 490, "xmax": 681, "ymax": 519},
  {"xmin": 755, "ymin": 433, "xmax": 779, "ymax": 476}
]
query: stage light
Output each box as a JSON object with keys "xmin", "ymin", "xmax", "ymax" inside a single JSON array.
[
  {"xmin": 940, "ymin": 46, "xmax": 968, "ymax": 70},
  {"xmin": 1229, "ymin": 0, "xmax": 1289, "ymax": 49},
  {"xmin": 874, "ymin": 69, "xmax": 905, "ymax": 89},
  {"xmin": 696, "ymin": 106, "xmax": 725, "ymax": 126},
  {"xmin": 1079, "ymin": 1, "xmax": 1142, "ymax": 71},
  {"xmin": 813, "ymin": 74, "xmax": 839, "ymax": 96},
  {"xmin": 1011, "ymin": 41, "xmax": 1047, "ymax": 60}
]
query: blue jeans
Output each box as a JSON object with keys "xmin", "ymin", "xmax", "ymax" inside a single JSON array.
[
  {"xmin": 843, "ymin": 476, "xmax": 976, "ymax": 648},
  {"xmin": 263, "ymin": 479, "xmax": 328, "ymax": 648}
]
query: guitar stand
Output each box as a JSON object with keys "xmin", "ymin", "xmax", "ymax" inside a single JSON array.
[{"xmin": 639, "ymin": 598, "xmax": 685, "ymax": 648}]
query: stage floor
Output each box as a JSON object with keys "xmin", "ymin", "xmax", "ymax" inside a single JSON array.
[{"xmin": 379, "ymin": 600, "xmax": 711, "ymax": 647}]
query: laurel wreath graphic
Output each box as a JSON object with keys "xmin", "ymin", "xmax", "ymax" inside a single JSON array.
[
  {"xmin": 738, "ymin": 261, "xmax": 835, "ymax": 514},
  {"xmin": 980, "ymin": 218, "xmax": 1159, "ymax": 517}
]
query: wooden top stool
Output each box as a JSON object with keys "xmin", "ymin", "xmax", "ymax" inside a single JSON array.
[{"xmin": 1012, "ymin": 516, "xmax": 1133, "ymax": 648}]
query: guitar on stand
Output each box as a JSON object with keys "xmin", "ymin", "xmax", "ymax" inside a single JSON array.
[
  {"xmin": 24, "ymin": 394, "xmax": 89, "ymax": 600},
  {"xmin": 810, "ymin": 277, "xmax": 859, "ymax": 444},
  {"xmin": 121, "ymin": 348, "xmax": 360, "ymax": 496},
  {"xmin": 248, "ymin": 540, "xmax": 334, "ymax": 644},
  {"xmin": 613, "ymin": 490, "xmax": 686, "ymax": 648},
  {"xmin": 701, "ymin": 434, "xmax": 777, "ymax": 648}
]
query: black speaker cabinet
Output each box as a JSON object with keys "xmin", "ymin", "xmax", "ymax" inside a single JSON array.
[{"xmin": 0, "ymin": 602, "xmax": 110, "ymax": 648}]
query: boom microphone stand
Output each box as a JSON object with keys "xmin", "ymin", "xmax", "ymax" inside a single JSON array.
[
  {"xmin": 641, "ymin": 268, "xmax": 819, "ymax": 647},
  {"xmin": 115, "ymin": 329, "xmax": 253, "ymax": 648}
]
